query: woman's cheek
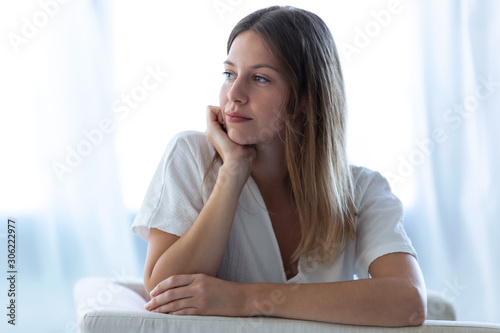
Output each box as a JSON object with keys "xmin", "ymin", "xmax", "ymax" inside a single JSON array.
[
  {"xmin": 218, "ymin": 101, "xmax": 227, "ymax": 126},
  {"xmin": 219, "ymin": 85, "xmax": 229, "ymax": 108}
]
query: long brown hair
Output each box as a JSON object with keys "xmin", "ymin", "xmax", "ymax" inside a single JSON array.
[{"xmin": 209, "ymin": 6, "xmax": 357, "ymax": 263}]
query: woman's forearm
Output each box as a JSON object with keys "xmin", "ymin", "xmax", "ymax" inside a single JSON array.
[
  {"xmin": 147, "ymin": 163, "xmax": 249, "ymax": 289},
  {"xmin": 244, "ymin": 277, "xmax": 426, "ymax": 327}
]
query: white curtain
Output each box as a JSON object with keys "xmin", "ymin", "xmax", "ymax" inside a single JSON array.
[
  {"xmin": 1, "ymin": 1, "xmax": 140, "ymax": 332},
  {"xmin": 407, "ymin": 0, "xmax": 500, "ymax": 323}
]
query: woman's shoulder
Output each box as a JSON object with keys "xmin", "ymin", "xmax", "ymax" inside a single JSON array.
[
  {"xmin": 168, "ymin": 130, "xmax": 210, "ymax": 149},
  {"xmin": 164, "ymin": 130, "xmax": 215, "ymax": 168},
  {"xmin": 349, "ymin": 164, "xmax": 382, "ymax": 183},
  {"xmin": 349, "ymin": 165, "xmax": 395, "ymax": 202}
]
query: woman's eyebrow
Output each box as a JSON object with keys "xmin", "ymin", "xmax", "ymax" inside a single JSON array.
[{"xmin": 223, "ymin": 60, "xmax": 280, "ymax": 73}]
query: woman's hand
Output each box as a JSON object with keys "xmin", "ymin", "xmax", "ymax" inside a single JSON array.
[
  {"xmin": 144, "ymin": 273, "xmax": 248, "ymax": 316},
  {"xmin": 206, "ymin": 106, "xmax": 256, "ymax": 179}
]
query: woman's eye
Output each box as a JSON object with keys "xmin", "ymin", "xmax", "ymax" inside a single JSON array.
[
  {"xmin": 254, "ymin": 75, "xmax": 269, "ymax": 84},
  {"xmin": 222, "ymin": 71, "xmax": 235, "ymax": 80}
]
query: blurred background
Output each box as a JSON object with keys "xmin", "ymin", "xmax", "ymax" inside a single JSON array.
[{"xmin": 1, "ymin": 0, "xmax": 499, "ymax": 331}]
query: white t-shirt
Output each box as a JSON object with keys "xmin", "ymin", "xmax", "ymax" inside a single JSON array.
[{"xmin": 132, "ymin": 131, "xmax": 417, "ymax": 284}]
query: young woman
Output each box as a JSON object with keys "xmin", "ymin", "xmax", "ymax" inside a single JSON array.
[{"xmin": 132, "ymin": 6, "xmax": 426, "ymax": 327}]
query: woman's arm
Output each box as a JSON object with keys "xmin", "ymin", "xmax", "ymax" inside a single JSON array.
[
  {"xmin": 143, "ymin": 167, "xmax": 247, "ymax": 292},
  {"xmin": 246, "ymin": 252, "xmax": 426, "ymax": 327},
  {"xmin": 145, "ymin": 253, "xmax": 426, "ymax": 327},
  {"xmin": 143, "ymin": 106, "xmax": 256, "ymax": 293}
]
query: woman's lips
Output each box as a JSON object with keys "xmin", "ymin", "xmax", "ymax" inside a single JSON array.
[{"xmin": 225, "ymin": 112, "xmax": 252, "ymax": 123}]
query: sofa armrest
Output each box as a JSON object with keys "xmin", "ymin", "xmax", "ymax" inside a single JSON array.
[
  {"xmin": 73, "ymin": 277, "xmax": 149, "ymax": 315},
  {"xmin": 80, "ymin": 311, "xmax": 500, "ymax": 333},
  {"xmin": 74, "ymin": 277, "xmax": 499, "ymax": 333},
  {"xmin": 426, "ymin": 289, "xmax": 456, "ymax": 320}
]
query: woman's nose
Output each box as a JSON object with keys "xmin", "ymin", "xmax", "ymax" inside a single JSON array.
[{"xmin": 227, "ymin": 77, "xmax": 248, "ymax": 104}]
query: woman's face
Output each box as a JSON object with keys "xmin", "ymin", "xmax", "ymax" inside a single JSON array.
[{"xmin": 219, "ymin": 31, "xmax": 289, "ymax": 146}]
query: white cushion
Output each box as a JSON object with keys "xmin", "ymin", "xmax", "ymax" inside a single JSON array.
[{"xmin": 74, "ymin": 277, "xmax": 500, "ymax": 333}]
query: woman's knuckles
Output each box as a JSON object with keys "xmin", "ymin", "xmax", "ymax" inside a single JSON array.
[{"xmin": 162, "ymin": 289, "xmax": 175, "ymax": 302}]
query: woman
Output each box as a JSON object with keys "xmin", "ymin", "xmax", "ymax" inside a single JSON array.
[{"xmin": 132, "ymin": 6, "xmax": 426, "ymax": 327}]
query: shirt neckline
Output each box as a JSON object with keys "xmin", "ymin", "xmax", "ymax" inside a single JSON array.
[{"xmin": 246, "ymin": 175, "xmax": 303, "ymax": 283}]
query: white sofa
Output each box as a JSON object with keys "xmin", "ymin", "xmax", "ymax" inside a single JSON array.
[{"xmin": 74, "ymin": 277, "xmax": 500, "ymax": 333}]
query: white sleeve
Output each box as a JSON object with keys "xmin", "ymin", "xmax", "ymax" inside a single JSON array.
[
  {"xmin": 131, "ymin": 132, "xmax": 206, "ymax": 241},
  {"xmin": 354, "ymin": 170, "xmax": 417, "ymax": 278}
]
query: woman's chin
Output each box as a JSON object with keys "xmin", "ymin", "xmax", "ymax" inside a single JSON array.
[{"xmin": 227, "ymin": 128, "xmax": 254, "ymax": 146}]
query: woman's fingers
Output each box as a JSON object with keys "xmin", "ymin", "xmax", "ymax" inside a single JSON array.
[
  {"xmin": 147, "ymin": 290, "xmax": 194, "ymax": 313},
  {"xmin": 152, "ymin": 298, "xmax": 197, "ymax": 314},
  {"xmin": 206, "ymin": 105, "xmax": 232, "ymax": 161},
  {"xmin": 216, "ymin": 107, "xmax": 224, "ymax": 126},
  {"xmin": 145, "ymin": 275, "xmax": 196, "ymax": 312},
  {"xmin": 206, "ymin": 105, "xmax": 256, "ymax": 178},
  {"xmin": 150, "ymin": 274, "xmax": 194, "ymax": 297},
  {"xmin": 145, "ymin": 274, "xmax": 246, "ymax": 316},
  {"xmin": 206, "ymin": 105, "xmax": 224, "ymax": 130}
]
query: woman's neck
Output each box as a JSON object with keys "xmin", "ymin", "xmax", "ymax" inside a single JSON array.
[{"xmin": 251, "ymin": 139, "xmax": 291, "ymax": 195}]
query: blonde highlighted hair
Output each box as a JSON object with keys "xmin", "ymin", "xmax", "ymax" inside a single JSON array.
[{"xmin": 209, "ymin": 6, "xmax": 357, "ymax": 263}]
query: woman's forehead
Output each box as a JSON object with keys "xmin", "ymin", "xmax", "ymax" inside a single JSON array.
[{"xmin": 226, "ymin": 31, "xmax": 279, "ymax": 69}]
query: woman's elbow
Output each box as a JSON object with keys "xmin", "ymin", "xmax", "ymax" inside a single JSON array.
[
  {"xmin": 404, "ymin": 286, "xmax": 427, "ymax": 326},
  {"xmin": 143, "ymin": 268, "xmax": 177, "ymax": 295},
  {"xmin": 143, "ymin": 268, "xmax": 162, "ymax": 295},
  {"xmin": 384, "ymin": 283, "xmax": 427, "ymax": 327},
  {"xmin": 407, "ymin": 304, "xmax": 426, "ymax": 326},
  {"xmin": 143, "ymin": 273, "xmax": 154, "ymax": 295}
]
